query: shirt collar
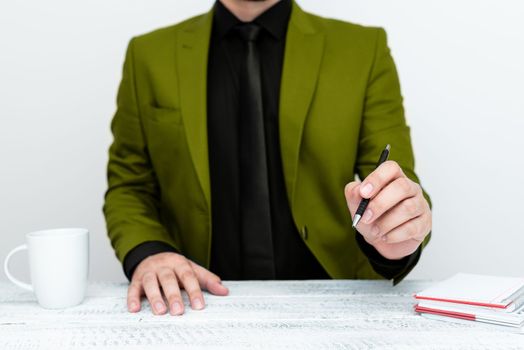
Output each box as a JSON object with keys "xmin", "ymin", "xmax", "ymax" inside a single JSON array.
[{"xmin": 213, "ymin": 0, "xmax": 292, "ymax": 40}]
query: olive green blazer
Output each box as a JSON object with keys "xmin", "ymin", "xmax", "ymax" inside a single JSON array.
[{"xmin": 103, "ymin": 1, "xmax": 431, "ymax": 282}]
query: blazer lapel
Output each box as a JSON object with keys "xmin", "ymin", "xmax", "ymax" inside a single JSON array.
[
  {"xmin": 176, "ymin": 3, "xmax": 324, "ymax": 211},
  {"xmin": 177, "ymin": 10, "xmax": 214, "ymax": 207},
  {"xmin": 279, "ymin": 2, "xmax": 325, "ymax": 208}
]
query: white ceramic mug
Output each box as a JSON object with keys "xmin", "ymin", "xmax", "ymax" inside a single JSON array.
[{"xmin": 3, "ymin": 228, "xmax": 89, "ymax": 309}]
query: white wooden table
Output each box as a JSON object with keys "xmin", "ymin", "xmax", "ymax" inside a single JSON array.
[{"xmin": 0, "ymin": 280, "xmax": 522, "ymax": 349}]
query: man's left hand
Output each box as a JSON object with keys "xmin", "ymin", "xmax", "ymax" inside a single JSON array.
[{"xmin": 344, "ymin": 160, "xmax": 432, "ymax": 260}]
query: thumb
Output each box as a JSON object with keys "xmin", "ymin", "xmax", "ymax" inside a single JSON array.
[
  {"xmin": 190, "ymin": 262, "xmax": 229, "ymax": 296},
  {"xmin": 344, "ymin": 180, "xmax": 362, "ymax": 217}
]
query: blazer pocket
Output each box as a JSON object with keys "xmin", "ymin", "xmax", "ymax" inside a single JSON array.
[{"xmin": 147, "ymin": 105, "xmax": 182, "ymax": 125}]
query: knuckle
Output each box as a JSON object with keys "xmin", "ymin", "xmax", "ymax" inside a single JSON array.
[
  {"xmin": 200, "ymin": 268, "xmax": 220, "ymax": 284},
  {"xmin": 157, "ymin": 254, "xmax": 170, "ymax": 264},
  {"xmin": 391, "ymin": 160, "xmax": 402, "ymax": 173},
  {"xmin": 170, "ymin": 252, "xmax": 183, "ymax": 262},
  {"xmin": 369, "ymin": 232, "xmax": 383, "ymax": 245},
  {"xmin": 384, "ymin": 159, "xmax": 395, "ymax": 169},
  {"xmin": 374, "ymin": 170, "xmax": 386, "ymax": 185},
  {"xmin": 129, "ymin": 280, "xmax": 141, "ymax": 291},
  {"xmin": 388, "ymin": 232, "xmax": 402, "ymax": 244},
  {"xmin": 158, "ymin": 252, "xmax": 176, "ymax": 265},
  {"xmin": 188, "ymin": 260, "xmax": 203, "ymax": 272},
  {"xmin": 385, "ymin": 160, "xmax": 402, "ymax": 178},
  {"xmin": 158, "ymin": 269, "xmax": 174, "ymax": 282},
  {"xmin": 369, "ymin": 198, "xmax": 385, "ymax": 214},
  {"xmin": 142, "ymin": 272, "xmax": 157, "ymax": 284},
  {"xmin": 188, "ymin": 288, "xmax": 203, "ymax": 299},
  {"xmin": 163, "ymin": 282, "xmax": 180, "ymax": 296},
  {"xmin": 361, "ymin": 232, "xmax": 376, "ymax": 245},
  {"xmin": 178, "ymin": 269, "xmax": 196, "ymax": 284},
  {"xmin": 398, "ymin": 177, "xmax": 412, "ymax": 193},
  {"xmin": 402, "ymin": 198, "xmax": 419, "ymax": 215},
  {"xmin": 171, "ymin": 254, "xmax": 189, "ymax": 268},
  {"xmin": 407, "ymin": 221, "xmax": 418, "ymax": 237},
  {"xmin": 207, "ymin": 273, "xmax": 220, "ymax": 284},
  {"xmin": 375, "ymin": 219, "xmax": 387, "ymax": 233}
]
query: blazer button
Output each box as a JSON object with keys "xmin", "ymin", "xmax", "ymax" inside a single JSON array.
[{"xmin": 300, "ymin": 226, "xmax": 308, "ymax": 240}]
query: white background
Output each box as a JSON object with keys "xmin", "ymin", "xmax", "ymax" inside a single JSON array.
[{"xmin": 1, "ymin": 0, "xmax": 523, "ymax": 284}]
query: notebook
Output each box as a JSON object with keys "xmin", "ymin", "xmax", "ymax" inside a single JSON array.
[
  {"xmin": 421, "ymin": 313, "xmax": 524, "ymax": 333},
  {"xmin": 414, "ymin": 273, "xmax": 524, "ymax": 310},
  {"xmin": 415, "ymin": 301, "xmax": 524, "ymax": 327},
  {"xmin": 414, "ymin": 273, "xmax": 524, "ymax": 328}
]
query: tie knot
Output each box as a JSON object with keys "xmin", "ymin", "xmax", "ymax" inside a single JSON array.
[{"xmin": 235, "ymin": 23, "xmax": 262, "ymax": 42}]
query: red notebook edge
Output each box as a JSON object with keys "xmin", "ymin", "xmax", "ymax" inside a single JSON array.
[
  {"xmin": 413, "ymin": 295, "xmax": 509, "ymax": 309},
  {"xmin": 415, "ymin": 305, "xmax": 476, "ymax": 321}
]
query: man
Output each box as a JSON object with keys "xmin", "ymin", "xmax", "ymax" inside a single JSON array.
[{"xmin": 103, "ymin": 0, "xmax": 432, "ymax": 316}]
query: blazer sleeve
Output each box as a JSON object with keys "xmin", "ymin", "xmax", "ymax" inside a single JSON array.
[
  {"xmin": 103, "ymin": 38, "xmax": 181, "ymax": 269},
  {"xmin": 354, "ymin": 28, "xmax": 432, "ymax": 284}
]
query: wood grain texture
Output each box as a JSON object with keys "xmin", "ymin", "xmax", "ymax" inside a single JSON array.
[{"xmin": 0, "ymin": 280, "xmax": 523, "ymax": 349}]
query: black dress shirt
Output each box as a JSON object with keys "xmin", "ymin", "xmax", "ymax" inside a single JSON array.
[
  {"xmin": 122, "ymin": 0, "xmax": 421, "ymax": 282},
  {"xmin": 206, "ymin": 0, "xmax": 328, "ymax": 280}
]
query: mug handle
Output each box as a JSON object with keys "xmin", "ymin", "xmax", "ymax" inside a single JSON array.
[{"xmin": 3, "ymin": 244, "xmax": 33, "ymax": 291}]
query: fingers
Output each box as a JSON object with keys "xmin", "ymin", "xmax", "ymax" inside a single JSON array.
[
  {"xmin": 382, "ymin": 212, "xmax": 432, "ymax": 244},
  {"xmin": 127, "ymin": 280, "xmax": 143, "ymax": 313},
  {"xmin": 344, "ymin": 162, "xmax": 432, "ymax": 261},
  {"xmin": 174, "ymin": 262, "xmax": 205, "ymax": 310},
  {"xmin": 157, "ymin": 268, "xmax": 184, "ymax": 315},
  {"xmin": 141, "ymin": 272, "xmax": 167, "ymax": 315},
  {"xmin": 346, "ymin": 183, "xmax": 380, "ymax": 244},
  {"xmin": 128, "ymin": 252, "xmax": 229, "ymax": 316},
  {"xmin": 360, "ymin": 177, "xmax": 421, "ymax": 225},
  {"xmin": 372, "ymin": 197, "xmax": 425, "ymax": 238},
  {"xmin": 191, "ymin": 262, "xmax": 229, "ymax": 296},
  {"xmin": 359, "ymin": 161, "xmax": 404, "ymax": 199}
]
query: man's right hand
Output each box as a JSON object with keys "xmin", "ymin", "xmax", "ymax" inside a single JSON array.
[{"xmin": 127, "ymin": 252, "xmax": 229, "ymax": 315}]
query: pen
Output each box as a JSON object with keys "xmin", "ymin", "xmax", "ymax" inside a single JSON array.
[{"xmin": 352, "ymin": 144, "xmax": 391, "ymax": 228}]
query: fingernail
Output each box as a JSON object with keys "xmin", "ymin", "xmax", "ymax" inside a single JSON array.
[
  {"xmin": 129, "ymin": 301, "xmax": 137, "ymax": 310},
  {"xmin": 171, "ymin": 302, "xmax": 183, "ymax": 315},
  {"xmin": 155, "ymin": 302, "xmax": 165, "ymax": 313},
  {"xmin": 361, "ymin": 183, "xmax": 373, "ymax": 197},
  {"xmin": 192, "ymin": 298, "xmax": 204, "ymax": 310},
  {"xmin": 363, "ymin": 209, "xmax": 373, "ymax": 223},
  {"xmin": 371, "ymin": 225, "xmax": 380, "ymax": 237}
]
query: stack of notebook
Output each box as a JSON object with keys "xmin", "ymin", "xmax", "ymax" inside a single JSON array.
[{"xmin": 414, "ymin": 273, "xmax": 524, "ymax": 328}]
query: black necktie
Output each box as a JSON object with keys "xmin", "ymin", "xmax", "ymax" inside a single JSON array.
[{"xmin": 236, "ymin": 23, "xmax": 276, "ymax": 279}]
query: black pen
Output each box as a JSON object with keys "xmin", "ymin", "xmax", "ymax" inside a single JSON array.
[{"xmin": 352, "ymin": 144, "xmax": 391, "ymax": 228}]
